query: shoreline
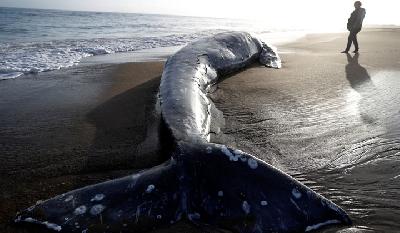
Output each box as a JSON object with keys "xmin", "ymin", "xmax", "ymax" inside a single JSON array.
[
  {"xmin": 0, "ymin": 29, "xmax": 314, "ymax": 81},
  {"xmin": 3, "ymin": 27, "xmax": 398, "ymax": 82},
  {"xmin": 1, "ymin": 28, "xmax": 400, "ymax": 232}
]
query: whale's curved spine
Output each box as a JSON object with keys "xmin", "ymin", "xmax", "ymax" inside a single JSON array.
[{"xmin": 15, "ymin": 32, "xmax": 350, "ymax": 233}]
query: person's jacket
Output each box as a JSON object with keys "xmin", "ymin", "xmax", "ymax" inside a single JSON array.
[{"xmin": 347, "ymin": 8, "xmax": 366, "ymax": 32}]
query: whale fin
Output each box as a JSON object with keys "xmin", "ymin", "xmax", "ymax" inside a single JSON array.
[
  {"xmin": 178, "ymin": 142, "xmax": 351, "ymax": 233},
  {"xmin": 15, "ymin": 145, "xmax": 351, "ymax": 233},
  {"xmin": 15, "ymin": 160, "xmax": 182, "ymax": 233}
]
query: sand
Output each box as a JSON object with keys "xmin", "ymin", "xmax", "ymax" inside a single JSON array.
[
  {"xmin": 211, "ymin": 28, "xmax": 400, "ymax": 232},
  {"xmin": 1, "ymin": 28, "xmax": 400, "ymax": 232},
  {"xmin": 0, "ymin": 62, "xmax": 167, "ymax": 232},
  {"xmin": 212, "ymin": 28, "xmax": 400, "ymax": 171}
]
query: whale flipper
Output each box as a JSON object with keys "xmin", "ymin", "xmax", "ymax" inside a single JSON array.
[
  {"xmin": 15, "ymin": 160, "xmax": 182, "ymax": 232},
  {"xmin": 178, "ymin": 142, "xmax": 351, "ymax": 233}
]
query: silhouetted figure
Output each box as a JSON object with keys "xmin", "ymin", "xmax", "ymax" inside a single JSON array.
[{"xmin": 342, "ymin": 1, "xmax": 366, "ymax": 53}]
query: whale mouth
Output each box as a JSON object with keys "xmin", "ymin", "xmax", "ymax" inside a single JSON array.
[{"xmin": 14, "ymin": 32, "xmax": 350, "ymax": 233}]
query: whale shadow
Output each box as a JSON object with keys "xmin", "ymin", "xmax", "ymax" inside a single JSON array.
[{"xmin": 85, "ymin": 76, "xmax": 168, "ymax": 173}]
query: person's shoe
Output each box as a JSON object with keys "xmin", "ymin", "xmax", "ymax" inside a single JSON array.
[
  {"xmin": 341, "ymin": 50, "xmax": 349, "ymax": 53},
  {"xmin": 352, "ymin": 50, "xmax": 359, "ymax": 53}
]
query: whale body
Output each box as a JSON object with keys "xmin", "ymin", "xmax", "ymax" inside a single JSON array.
[{"xmin": 15, "ymin": 32, "xmax": 351, "ymax": 233}]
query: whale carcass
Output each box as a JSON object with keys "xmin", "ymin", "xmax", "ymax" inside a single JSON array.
[{"xmin": 15, "ymin": 32, "xmax": 351, "ymax": 233}]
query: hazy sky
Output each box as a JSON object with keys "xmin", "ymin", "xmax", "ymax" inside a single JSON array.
[{"xmin": 1, "ymin": 0, "xmax": 399, "ymax": 29}]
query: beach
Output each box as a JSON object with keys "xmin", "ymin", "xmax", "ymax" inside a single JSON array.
[
  {"xmin": 0, "ymin": 62, "xmax": 167, "ymax": 232},
  {"xmin": 1, "ymin": 28, "xmax": 400, "ymax": 232}
]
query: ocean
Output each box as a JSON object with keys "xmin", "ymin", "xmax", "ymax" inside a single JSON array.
[{"xmin": 0, "ymin": 7, "xmax": 304, "ymax": 80}]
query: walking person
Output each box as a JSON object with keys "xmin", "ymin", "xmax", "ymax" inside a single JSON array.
[{"xmin": 342, "ymin": 1, "xmax": 366, "ymax": 53}]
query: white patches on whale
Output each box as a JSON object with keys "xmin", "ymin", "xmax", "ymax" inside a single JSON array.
[
  {"xmin": 188, "ymin": 212, "xmax": 201, "ymax": 220},
  {"xmin": 234, "ymin": 149, "xmax": 244, "ymax": 156},
  {"xmin": 261, "ymin": 200, "xmax": 268, "ymax": 206},
  {"xmin": 327, "ymin": 200, "xmax": 340, "ymax": 212},
  {"xmin": 73, "ymin": 205, "xmax": 87, "ymax": 215},
  {"xmin": 146, "ymin": 184, "xmax": 155, "ymax": 193},
  {"xmin": 290, "ymin": 198, "xmax": 301, "ymax": 211},
  {"xmin": 218, "ymin": 191, "xmax": 224, "ymax": 197},
  {"xmin": 221, "ymin": 145, "xmax": 242, "ymax": 161},
  {"xmin": 36, "ymin": 200, "xmax": 44, "ymax": 205},
  {"xmin": 131, "ymin": 173, "xmax": 141, "ymax": 180},
  {"xmin": 247, "ymin": 158, "xmax": 258, "ymax": 169},
  {"xmin": 128, "ymin": 173, "xmax": 142, "ymax": 189},
  {"xmin": 242, "ymin": 201, "xmax": 251, "ymax": 215},
  {"xmin": 91, "ymin": 194, "xmax": 105, "ymax": 202},
  {"xmin": 292, "ymin": 188, "xmax": 302, "ymax": 199},
  {"xmin": 64, "ymin": 195, "xmax": 73, "ymax": 202},
  {"xmin": 22, "ymin": 217, "xmax": 62, "ymax": 232},
  {"xmin": 221, "ymin": 146, "xmax": 233, "ymax": 159},
  {"xmin": 90, "ymin": 204, "xmax": 105, "ymax": 215},
  {"xmin": 305, "ymin": 220, "xmax": 341, "ymax": 232},
  {"xmin": 38, "ymin": 221, "xmax": 62, "ymax": 231}
]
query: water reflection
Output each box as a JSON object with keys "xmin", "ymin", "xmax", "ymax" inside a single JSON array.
[{"xmin": 345, "ymin": 53, "xmax": 377, "ymax": 124}]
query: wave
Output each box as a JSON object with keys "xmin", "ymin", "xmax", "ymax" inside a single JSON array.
[{"xmin": 0, "ymin": 30, "xmax": 227, "ymax": 79}]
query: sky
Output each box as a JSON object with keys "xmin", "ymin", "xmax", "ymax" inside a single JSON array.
[{"xmin": 1, "ymin": 0, "xmax": 399, "ymax": 29}]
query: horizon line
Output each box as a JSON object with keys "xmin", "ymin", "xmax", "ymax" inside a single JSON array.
[{"xmin": 0, "ymin": 5, "xmax": 249, "ymax": 21}]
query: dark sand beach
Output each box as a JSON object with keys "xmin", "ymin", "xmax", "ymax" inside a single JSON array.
[
  {"xmin": 211, "ymin": 29, "xmax": 400, "ymax": 232},
  {"xmin": 1, "ymin": 29, "xmax": 400, "ymax": 232},
  {"xmin": 0, "ymin": 62, "xmax": 167, "ymax": 232}
]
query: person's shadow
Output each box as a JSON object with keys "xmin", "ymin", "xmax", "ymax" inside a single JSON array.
[
  {"xmin": 345, "ymin": 53, "xmax": 372, "ymax": 90},
  {"xmin": 345, "ymin": 53, "xmax": 377, "ymax": 124}
]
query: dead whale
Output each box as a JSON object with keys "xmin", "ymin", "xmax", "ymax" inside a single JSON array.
[{"xmin": 15, "ymin": 32, "xmax": 351, "ymax": 233}]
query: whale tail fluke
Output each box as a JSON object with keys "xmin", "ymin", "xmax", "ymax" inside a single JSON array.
[
  {"xmin": 15, "ymin": 160, "xmax": 182, "ymax": 233},
  {"xmin": 15, "ymin": 144, "xmax": 351, "ymax": 233},
  {"xmin": 177, "ymin": 142, "xmax": 351, "ymax": 233}
]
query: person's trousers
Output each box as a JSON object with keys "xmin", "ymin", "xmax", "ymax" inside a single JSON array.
[{"xmin": 346, "ymin": 30, "xmax": 360, "ymax": 52}]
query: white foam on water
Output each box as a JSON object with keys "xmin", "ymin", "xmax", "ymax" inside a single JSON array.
[
  {"xmin": 0, "ymin": 72, "xmax": 23, "ymax": 80},
  {"xmin": 0, "ymin": 31, "xmax": 223, "ymax": 79},
  {"xmin": 1, "ymin": 8, "xmax": 308, "ymax": 80}
]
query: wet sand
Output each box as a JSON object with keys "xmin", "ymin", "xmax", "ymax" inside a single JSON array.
[
  {"xmin": 212, "ymin": 28, "xmax": 400, "ymax": 232},
  {"xmin": 1, "ymin": 29, "xmax": 400, "ymax": 233},
  {"xmin": 0, "ymin": 62, "xmax": 167, "ymax": 232}
]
